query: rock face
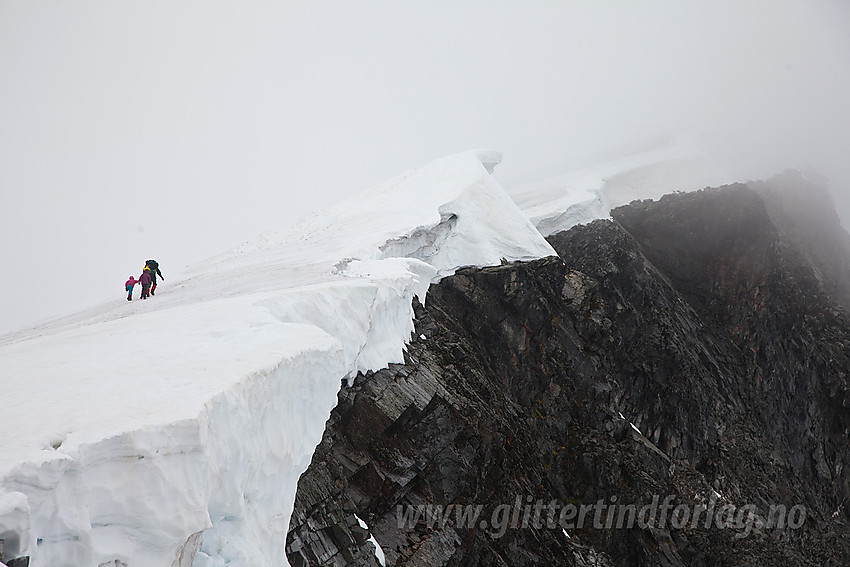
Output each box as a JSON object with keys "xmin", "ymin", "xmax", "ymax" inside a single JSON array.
[{"xmin": 286, "ymin": 173, "xmax": 850, "ymax": 566}]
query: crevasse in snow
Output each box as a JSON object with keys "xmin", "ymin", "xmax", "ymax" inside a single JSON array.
[{"xmin": 0, "ymin": 150, "xmax": 555, "ymax": 566}]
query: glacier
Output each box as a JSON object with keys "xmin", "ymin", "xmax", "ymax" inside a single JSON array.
[
  {"xmin": 511, "ymin": 134, "xmax": 736, "ymax": 235},
  {"xmin": 0, "ymin": 150, "xmax": 555, "ymax": 567}
]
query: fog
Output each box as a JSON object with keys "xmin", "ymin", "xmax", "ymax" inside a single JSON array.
[{"xmin": 2, "ymin": 1, "xmax": 849, "ymax": 333}]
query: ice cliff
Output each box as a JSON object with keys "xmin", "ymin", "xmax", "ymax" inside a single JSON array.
[{"xmin": 0, "ymin": 150, "xmax": 554, "ymax": 567}]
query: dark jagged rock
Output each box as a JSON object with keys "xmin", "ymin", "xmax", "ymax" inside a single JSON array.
[
  {"xmin": 0, "ymin": 538, "xmax": 28, "ymax": 567},
  {"xmin": 287, "ymin": 174, "xmax": 850, "ymax": 566}
]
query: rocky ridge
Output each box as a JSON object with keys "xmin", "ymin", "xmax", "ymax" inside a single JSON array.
[{"xmin": 286, "ymin": 172, "xmax": 850, "ymax": 566}]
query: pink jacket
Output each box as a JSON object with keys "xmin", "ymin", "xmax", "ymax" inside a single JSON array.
[{"xmin": 125, "ymin": 276, "xmax": 138, "ymax": 287}]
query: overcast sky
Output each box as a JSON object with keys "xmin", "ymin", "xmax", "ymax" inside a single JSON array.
[{"xmin": 2, "ymin": 1, "xmax": 849, "ymax": 334}]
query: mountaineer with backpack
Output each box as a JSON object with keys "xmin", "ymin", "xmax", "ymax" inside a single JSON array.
[{"xmin": 145, "ymin": 259, "xmax": 164, "ymax": 295}]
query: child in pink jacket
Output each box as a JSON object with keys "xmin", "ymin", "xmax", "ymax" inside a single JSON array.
[{"xmin": 125, "ymin": 276, "xmax": 138, "ymax": 301}]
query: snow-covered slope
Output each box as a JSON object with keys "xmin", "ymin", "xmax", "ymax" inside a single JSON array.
[
  {"xmin": 511, "ymin": 135, "xmax": 736, "ymax": 235},
  {"xmin": 0, "ymin": 150, "xmax": 555, "ymax": 567}
]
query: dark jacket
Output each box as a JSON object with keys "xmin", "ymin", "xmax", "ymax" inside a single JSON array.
[
  {"xmin": 139, "ymin": 271, "xmax": 152, "ymax": 286},
  {"xmin": 145, "ymin": 260, "xmax": 163, "ymax": 279}
]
